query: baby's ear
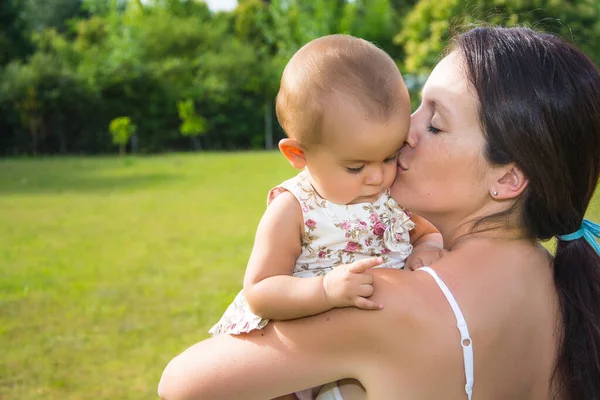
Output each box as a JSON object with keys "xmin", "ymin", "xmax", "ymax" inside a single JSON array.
[{"xmin": 279, "ymin": 138, "xmax": 307, "ymax": 170}]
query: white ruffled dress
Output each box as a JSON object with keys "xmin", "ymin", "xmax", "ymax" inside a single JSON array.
[{"xmin": 209, "ymin": 170, "xmax": 415, "ymax": 336}]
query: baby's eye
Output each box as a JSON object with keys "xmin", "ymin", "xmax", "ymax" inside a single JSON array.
[
  {"xmin": 384, "ymin": 154, "xmax": 398, "ymax": 163},
  {"xmin": 346, "ymin": 166, "xmax": 364, "ymax": 174},
  {"xmin": 427, "ymin": 124, "xmax": 441, "ymax": 134}
]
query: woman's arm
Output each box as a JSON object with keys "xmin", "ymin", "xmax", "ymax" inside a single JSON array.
[
  {"xmin": 159, "ymin": 267, "xmax": 422, "ymax": 400},
  {"xmin": 159, "ymin": 314, "xmax": 362, "ymax": 400}
]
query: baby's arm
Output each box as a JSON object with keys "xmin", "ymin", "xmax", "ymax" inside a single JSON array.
[
  {"xmin": 243, "ymin": 192, "xmax": 381, "ymax": 321},
  {"xmin": 408, "ymin": 213, "xmax": 440, "ymax": 245},
  {"xmin": 405, "ymin": 213, "xmax": 446, "ymax": 270}
]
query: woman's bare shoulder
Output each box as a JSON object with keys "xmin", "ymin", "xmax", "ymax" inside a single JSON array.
[{"xmin": 368, "ymin": 260, "xmax": 465, "ymax": 319}]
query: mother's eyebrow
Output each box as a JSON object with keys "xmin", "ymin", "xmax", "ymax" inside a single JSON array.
[
  {"xmin": 418, "ymin": 88, "xmax": 452, "ymax": 116},
  {"xmin": 431, "ymin": 100, "xmax": 451, "ymax": 117}
]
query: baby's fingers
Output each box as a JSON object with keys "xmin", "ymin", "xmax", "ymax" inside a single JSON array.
[
  {"xmin": 354, "ymin": 296, "xmax": 383, "ymax": 310},
  {"xmin": 405, "ymin": 256, "xmax": 424, "ymax": 271},
  {"xmin": 358, "ymin": 283, "xmax": 375, "ymax": 298},
  {"xmin": 348, "ymin": 257, "xmax": 383, "ymax": 274}
]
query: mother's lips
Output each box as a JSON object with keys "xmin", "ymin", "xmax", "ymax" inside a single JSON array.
[
  {"xmin": 397, "ymin": 145, "xmax": 409, "ymax": 171},
  {"xmin": 397, "ymin": 159, "xmax": 408, "ymax": 171}
]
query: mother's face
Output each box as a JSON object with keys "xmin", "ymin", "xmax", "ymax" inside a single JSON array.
[{"xmin": 391, "ymin": 52, "xmax": 495, "ymax": 222}]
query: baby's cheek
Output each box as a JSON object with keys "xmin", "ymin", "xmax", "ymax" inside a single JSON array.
[{"xmin": 384, "ymin": 166, "xmax": 398, "ymax": 187}]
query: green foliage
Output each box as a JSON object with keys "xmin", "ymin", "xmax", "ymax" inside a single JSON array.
[
  {"xmin": 177, "ymin": 99, "xmax": 207, "ymax": 150},
  {"xmin": 0, "ymin": 0, "xmax": 33, "ymax": 65},
  {"xmin": 1, "ymin": 0, "xmax": 600, "ymax": 154},
  {"xmin": 23, "ymin": 0, "xmax": 86, "ymax": 33},
  {"xmin": 177, "ymin": 99, "xmax": 206, "ymax": 137},
  {"xmin": 396, "ymin": 0, "xmax": 600, "ymax": 74},
  {"xmin": 109, "ymin": 116, "xmax": 136, "ymax": 154}
]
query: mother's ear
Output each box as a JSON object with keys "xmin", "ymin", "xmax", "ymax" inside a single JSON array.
[
  {"xmin": 279, "ymin": 138, "xmax": 307, "ymax": 170},
  {"xmin": 490, "ymin": 164, "xmax": 528, "ymax": 200}
]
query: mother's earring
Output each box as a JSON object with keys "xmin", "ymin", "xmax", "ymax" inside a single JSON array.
[{"xmin": 492, "ymin": 191, "xmax": 498, "ymax": 196}]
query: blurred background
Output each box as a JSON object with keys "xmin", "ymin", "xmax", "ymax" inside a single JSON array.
[
  {"xmin": 2, "ymin": 0, "xmax": 599, "ymax": 156},
  {"xmin": 2, "ymin": 1, "xmax": 600, "ymax": 399}
]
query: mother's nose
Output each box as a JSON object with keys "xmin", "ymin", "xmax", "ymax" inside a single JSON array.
[{"xmin": 405, "ymin": 113, "xmax": 420, "ymax": 148}]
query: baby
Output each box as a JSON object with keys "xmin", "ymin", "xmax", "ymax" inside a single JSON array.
[{"xmin": 210, "ymin": 34, "xmax": 443, "ymax": 399}]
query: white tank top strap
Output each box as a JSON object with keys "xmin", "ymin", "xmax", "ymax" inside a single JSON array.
[{"xmin": 418, "ymin": 266, "xmax": 474, "ymax": 400}]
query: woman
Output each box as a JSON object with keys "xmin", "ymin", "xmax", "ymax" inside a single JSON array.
[{"xmin": 158, "ymin": 27, "xmax": 600, "ymax": 400}]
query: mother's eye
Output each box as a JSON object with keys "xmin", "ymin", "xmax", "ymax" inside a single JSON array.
[{"xmin": 427, "ymin": 125, "xmax": 441, "ymax": 134}]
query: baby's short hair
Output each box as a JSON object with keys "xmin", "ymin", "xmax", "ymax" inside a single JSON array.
[{"xmin": 276, "ymin": 34, "xmax": 406, "ymax": 148}]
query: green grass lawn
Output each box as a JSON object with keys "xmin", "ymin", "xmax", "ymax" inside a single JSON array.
[
  {"xmin": 0, "ymin": 152, "xmax": 295, "ymax": 399},
  {"xmin": 1, "ymin": 152, "xmax": 599, "ymax": 399}
]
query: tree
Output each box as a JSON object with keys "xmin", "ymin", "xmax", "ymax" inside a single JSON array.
[
  {"xmin": 109, "ymin": 116, "xmax": 136, "ymax": 155},
  {"xmin": 3, "ymin": 0, "xmax": 599, "ymax": 155},
  {"xmin": 23, "ymin": 0, "xmax": 87, "ymax": 34},
  {"xmin": 234, "ymin": 0, "xmax": 281, "ymax": 149},
  {"xmin": 234, "ymin": 0, "xmax": 348, "ymax": 149},
  {"xmin": 396, "ymin": 0, "xmax": 600, "ymax": 74},
  {"xmin": 340, "ymin": 0, "xmax": 400, "ymax": 57},
  {"xmin": 0, "ymin": 0, "xmax": 32, "ymax": 65},
  {"xmin": 177, "ymin": 99, "xmax": 207, "ymax": 150}
]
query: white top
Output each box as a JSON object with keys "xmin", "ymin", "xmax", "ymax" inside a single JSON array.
[{"xmin": 419, "ymin": 266, "xmax": 474, "ymax": 399}]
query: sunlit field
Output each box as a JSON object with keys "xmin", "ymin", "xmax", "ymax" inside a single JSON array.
[{"xmin": 0, "ymin": 152, "xmax": 294, "ymax": 399}]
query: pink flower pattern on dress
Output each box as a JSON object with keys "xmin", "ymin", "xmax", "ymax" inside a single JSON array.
[
  {"xmin": 372, "ymin": 221, "xmax": 386, "ymax": 237},
  {"xmin": 340, "ymin": 221, "xmax": 352, "ymax": 230},
  {"xmin": 345, "ymin": 241, "xmax": 360, "ymax": 252},
  {"xmin": 369, "ymin": 212, "xmax": 379, "ymax": 223}
]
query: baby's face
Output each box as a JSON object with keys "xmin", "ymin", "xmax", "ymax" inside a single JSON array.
[{"xmin": 304, "ymin": 101, "xmax": 410, "ymax": 205}]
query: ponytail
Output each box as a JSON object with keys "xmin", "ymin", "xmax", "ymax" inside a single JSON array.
[{"xmin": 553, "ymin": 226, "xmax": 600, "ymax": 399}]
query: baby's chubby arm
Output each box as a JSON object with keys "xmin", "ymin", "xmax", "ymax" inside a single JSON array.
[
  {"xmin": 405, "ymin": 213, "xmax": 446, "ymax": 270},
  {"xmin": 243, "ymin": 191, "xmax": 382, "ymax": 321}
]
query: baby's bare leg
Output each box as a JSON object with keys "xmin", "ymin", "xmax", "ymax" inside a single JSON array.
[{"xmin": 338, "ymin": 379, "xmax": 367, "ymax": 400}]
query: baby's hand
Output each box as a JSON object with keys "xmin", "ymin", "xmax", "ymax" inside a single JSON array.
[
  {"xmin": 323, "ymin": 257, "xmax": 383, "ymax": 310},
  {"xmin": 405, "ymin": 243, "xmax": 448, "ymax": 271}
]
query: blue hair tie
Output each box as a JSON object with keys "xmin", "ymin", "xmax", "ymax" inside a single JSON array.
[{"xmin": 557, "ymin": 219, "xmax": 600, "ymax": 254}]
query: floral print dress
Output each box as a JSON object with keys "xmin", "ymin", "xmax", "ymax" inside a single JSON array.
[{"xmin": 209, "ymin": 170, "xmax": 415, "ymax": 336}]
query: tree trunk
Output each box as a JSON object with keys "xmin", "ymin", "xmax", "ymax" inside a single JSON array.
[
  {"xmin": 119, "ymin": 144, "xmax": 125, "ymax": 156},
  {"xmin": 31, "ymin": 125, "xmax": 38, "ymax": 156},
  {"xmin": 30, "ymin": 117, "xmax": 42, "ymax": 156},
  {"xmin": 131, "ymin": 134, "xmax": 139, "ymax": 153},
  {"xmin": 264, "ymin": 97, "xmax": 273, "ymax": 150},
  {"xmin": 58, "ymin": 130, "xmax": 67, "ymax": 154},
  {"xmin": 191, "ymin": 136, "xmax": 201, "ymax": 151}
]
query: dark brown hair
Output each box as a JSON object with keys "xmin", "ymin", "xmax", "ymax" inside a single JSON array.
[
  {"xmin": 275, "ymin": 34, "xmax": 407, "ymax": 148},
  {"xmin": 455, "ymin": 27, "xmax": 600, "ymax": 399}
]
